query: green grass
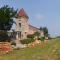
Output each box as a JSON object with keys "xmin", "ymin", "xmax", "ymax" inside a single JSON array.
[{"xmin": 0, "ymin": 38, "xmax": 60, "ymax": 60}]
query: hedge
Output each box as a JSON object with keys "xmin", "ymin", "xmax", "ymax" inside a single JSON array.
[{"xmin": 20, "ymin": 38, "xmax": 34, "ymax": 44}]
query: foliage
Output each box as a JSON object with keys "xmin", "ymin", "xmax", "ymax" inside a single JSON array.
[
  {"xmin": 27, "ymin": 34, "xmax": 34, "ymax": 39},
  {"xmin": 39, "ymin": 27, "xmax": 43, "ymax": 31},
  {"xmin": 11, "ymin": 42, "xmax": 16, "ymax": 46},
  {"xmin": 0, "ymin": 31, "xmax": 10, "ymax": 42},
  {"xmin": 43, "ymin": 27, "xmax": 48, "ymax": 37},
  {"xmin": 34, "ymin": 32, "xmax": 40, "ymax": 37},
  {"xmin": 0, "ymin": 5, "xmax": 17, "ymax": 41},
  {"xmin": 20, "ymin": 38, "xmax": 34, "ymax": 44},
  {"xmin": 56, "ymin": 36, "xmax": 60, "ymax": 38},
  {"xmin": 34, "ymin": 32, "xmax": 40, "ymax": 38},
  {"xmin": 38, "ymin": 38, "xmax": 41, "ymax": 40},
  {"xmin": 39, "ymin": 27, "xmax": 49, "ymax": 37},
  {"xmin": 0, "ymin": 5, "xmax": 17, "ymax": 31},
  {"xmin": 40, "ymin": 37, "xmax": 45, "ymax": 41}
]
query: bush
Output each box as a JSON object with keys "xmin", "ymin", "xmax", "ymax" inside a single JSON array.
[
  {"xmin": 34, "ymin": 32, "xmax": 40, "ymax": 37},
  {"xmin": 27, "ymin": 34, "xmax": 34, "ymax": 39},
  {"xmin": 11, "ymin": 42, "xmax": 16, "ymax": 46},
  {"xmin": 40, "ymin": 37, "xmax": 45, "ymax": 41},
  {"xmin": 20, "ymin": 38, "xmax": 34, "ymax": 44},
  {"xmin": 38, "ymin": 38, "xmax": 41, "ymax": 40},
  {"xmin": 0, "ymin": 31, "xmax": 10, "ymax": 42}
]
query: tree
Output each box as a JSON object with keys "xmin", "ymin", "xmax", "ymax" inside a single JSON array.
[
  {"xmin": 0, "ymin": 5, "xmax": 17, "ymax": 41},
  {"xmin": 39, "ymin": 27, "xmax": 43, "ymax": 31},
  {"xmin": 43, "ymin": 27, "xmax": 48, "ymax": 37},
  {"xmin": 39, "ymin": 27, "xmax": 49, "ymax": 40},
  {"xmin": 0, "ymin": 5, "xmax": 17, "ymax": 31},
  {"xmin": 34, "ymin": 32, "xmax": 40, "ymax": 39}
]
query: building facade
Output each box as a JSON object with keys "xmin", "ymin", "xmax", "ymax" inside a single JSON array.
[{"xmin": 11, "ymin": 8, "xmax": 41, "ymax": 44}]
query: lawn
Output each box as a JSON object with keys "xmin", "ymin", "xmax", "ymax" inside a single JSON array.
[{"xmin": 0, "ymin": 38, "xmax": 60, "ymax": 60}]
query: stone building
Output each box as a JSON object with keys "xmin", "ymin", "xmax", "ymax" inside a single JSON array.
[{"xmin": 11, "ymin": 8, "xmax": 41, "ymax": 44}]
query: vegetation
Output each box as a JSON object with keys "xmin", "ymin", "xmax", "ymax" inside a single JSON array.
[
  {"xmin": 11, "ymin": 42, "xmax": 16, "ymax": 46},
  {"xmin": 27, "ymin": 34, "xmax": 34, "ymax": 39},
  {"xmin": 0, "ymin": 31, "xmax": 10, "ymax": 42},
  {"xmin": 20, "ymin": 38, "xmax": 35, "ymax": 44},
  {"xmin": 40, "ymin": 37, "xmax": 45, "ymax": 41},
  {"xmin": 39, "ymin": 27, "xmax": 43, "ymax": 31},
  {"xmin": 43, "ymin": 27, "xmax": 48, "ymax": 37},
  {"xmin": 40, "ymin": 27, "xmax": 49, "ymax": 37},
  {"xmin": 0, "ymin": 38, "xmax": 60, "ymax": 60},
  {"xmin": 0, "ymin": 5, "xmax": 17, "ymax": 31},
  {"xmin": 0, "ymin": 5, "xmax": 17, "ymax": 41},
  {"xmin": 34, "ymin": 32, "xmax": 40, "ymax": 38},
  {"xmin": 20, "ymin": 34, "xmax": 35, "ymax": 44}
]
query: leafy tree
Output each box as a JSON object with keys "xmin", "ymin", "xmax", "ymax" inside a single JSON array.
[
  {"xmin": 43, "ymin": 27, "xmax": 48, "ymax": 37},
  {"xmin": 0, "ymin": 5, "xmax": 17, "ymax": 41},
  {"xmin": 40, "ymin": 27, "xmax": 48, "ymax": 37},
  {"xmin": 39, "ymin": 27, "xmax": 49, "ymax": 40},
  {"xmin": 39, "ymin": 27, "xmax": 43, "ymax": 31},
  {"xmin": 0, "ymin": 5, "xmax": 17, "ymax": 31}
]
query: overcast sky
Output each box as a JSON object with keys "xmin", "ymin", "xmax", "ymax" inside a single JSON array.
[{"xmin": 0, "ymin": 0, "xmax": 60, "ymax": 37}]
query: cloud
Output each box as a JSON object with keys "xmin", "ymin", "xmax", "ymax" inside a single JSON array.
[{"xmin": 34, "ymin": 14, "xmax": 45, "ymax": 20}]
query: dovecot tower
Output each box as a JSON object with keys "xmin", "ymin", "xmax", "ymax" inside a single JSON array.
[{"xmin": 16, "ymin": 8, "xmax": 29, "ymax": 43}]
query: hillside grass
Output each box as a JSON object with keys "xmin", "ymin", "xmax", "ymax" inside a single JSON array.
[{"xmin": 0, "ymin": 38, "xmax": 60, "ymax": 60}]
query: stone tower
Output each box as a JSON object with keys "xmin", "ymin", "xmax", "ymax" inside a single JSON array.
[{"xmin": 15, "ymin": 8, "xmax": 29, "ymax": 43}]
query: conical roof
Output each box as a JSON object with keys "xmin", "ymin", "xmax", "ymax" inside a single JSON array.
[{"xmin": 16, "ymin": 8, "xmax": 29, "ymax": 18}]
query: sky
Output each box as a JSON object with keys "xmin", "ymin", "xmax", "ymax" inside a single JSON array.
[{"xmin": 0, "ymin": 0, "xmax": 60, "ymax": 37}]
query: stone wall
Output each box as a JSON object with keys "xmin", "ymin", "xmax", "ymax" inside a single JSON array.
[{"xmin": 0, "ymin": 42, "xmax": 12, "ymax": 52}]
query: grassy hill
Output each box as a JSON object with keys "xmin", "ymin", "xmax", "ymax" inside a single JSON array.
[{"xmin": 0, "ymin": 38, "xmax": 60, "ymax": 60}]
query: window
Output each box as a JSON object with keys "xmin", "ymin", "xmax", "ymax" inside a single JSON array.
[{"xmin": 19, "ymin": 23, "xmax": 21, "ymax": 27}]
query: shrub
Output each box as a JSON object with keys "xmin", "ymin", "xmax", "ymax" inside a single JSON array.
[
  {"xmin": 34, "ymin": 32, "xmax": 40, "ymax": 37},
  {"xmin": 40, "ymin": 37, "xmax": 45, "ymax": 41},
  {"xmin": 20, "ymin": 38, "xmax": 34, "ymax": 44},
  {"xmin": 38, "ymin": 38, "xmax": 41, "ymax": 40},
  {"xmin": 11, "ymin": 42, "xmax": 16, "ymax": 46},
  {"xmin": 27, "ymin": 34, "xmax": 34, "ymax": 39},
  {"xmin": 0, "ymin": 31, "xmax": 10, "ymax": 42}
]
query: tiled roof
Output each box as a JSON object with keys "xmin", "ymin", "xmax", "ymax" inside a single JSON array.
[
  {"xmin": 16, "ymin": 8, "xmax": 29, "ymax": 18},
  {"xmin": 29, "ymin": 25, "xmax": 39, "ymax": 30},
  {"xmin": 29, "ymin": 25, "xmax": 40, "ymax": 33}
]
